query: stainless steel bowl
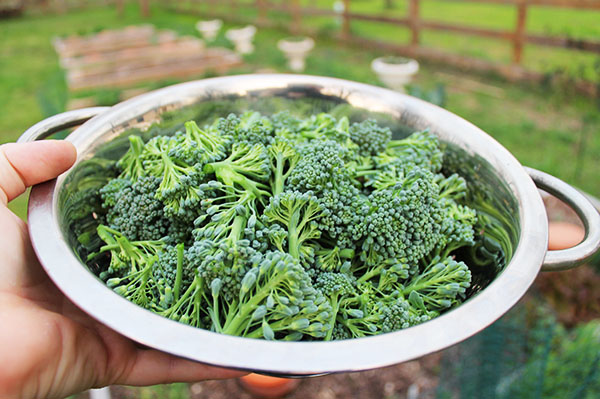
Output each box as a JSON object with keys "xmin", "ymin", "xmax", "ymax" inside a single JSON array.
[{"xmin": 20, "ymin": 74, "xmax": 600, "ymax": 376}]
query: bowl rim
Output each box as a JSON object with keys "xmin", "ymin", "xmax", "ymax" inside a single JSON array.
[{"xmin": 27, "ymin": 74, "xmax": 548, "ymax": 375}]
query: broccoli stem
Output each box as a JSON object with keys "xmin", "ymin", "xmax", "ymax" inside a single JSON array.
[
  {"xmin": 324, "ymin": 293, "xmax": 341, "ymax": 341},
  {"xmin": 245, "ymin": 315, "xmax": 306, "ymax": 339},
  {"xmin": 161, "ymin": 276, "xmax": 201, "ymax": 319},
  {"xmin": 173, "ymin": 243, "xmax": 185, "ymax": 301},
  {"xmin": 356, "ymin": 264, "xmax": 384, "ymax": 285},
  {"xmin": 119, "ymin": 135, "xmax": 146, "ymax": 178},
  {"xmin": 339, "ymin": 314, "xmax": 379, "ymax": 338},
  {"xmin": 221, "ymin": 272, "xmax": 288, "ymax": 336},
  {"xmin": 288, "ymin": 208, "xmax": 301, "ymax": 259},
  {"xmin": 273, "ymin": 152, "xmax": 285, "ymax": 196},
  {"xmin": 353, "ymin": 169, "xmax": 378, "ymax": 178},
  {"xmin": 205, "ymin": 162, "xmax": 268, "ymax": 198},
  {"xmin": 403, "ymin": 266, "xmax": 461, "ymax": 300},
  {"xmin": 340, "ymin": 248, "xmax": 355, "ymax": 259},
  {"xmin": 228, "ymin": 214, "xmax": 246, "ymax": 243},
  {"xmin": 210, "ymin": 294, "xmax": 222, "ymax": 333}
]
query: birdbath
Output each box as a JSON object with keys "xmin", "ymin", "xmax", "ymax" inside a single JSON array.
[
  {"xmin": 371, "ymin": 56, "xmax": 419, "ymax": 93},
  {"xmin": 225, "ymin": 25, "xmax": 257, "ymax": 55},
  {"xmin": 195, "ymin": 19, "xmax": 222, "ymax": 42},
  {"xmin": 277, "ymin": 36, "xmax": 315, "ymax": 72}
]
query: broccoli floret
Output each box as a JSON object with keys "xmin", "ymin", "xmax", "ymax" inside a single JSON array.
[
  {"xmin": 236, "ymin": 111, "xmax": 276, "ymax": 146},
  {"xmin": 204, "ymin": 143, "xmax": 271, "ymax": 198},
  {"xmin": 88, "ymin": 225, "xmax": 165, "ymax": 309},
  {"xmin": 270, "ymin": 111, "xmax": 301, "ymax": 137},
  {"xmin": 155, "ymin": 243, "xmax": 195, "ymax": 291},
  {"xmin": 117, "ymin": 121, "xmax": 231, "ymax": 218},
  {"xmin": 317, "ymin": 179, "xmax": 366, "ymax": 248},
  {"xmin": 431, "ymin": 198, "xmax": 477, "ymax": 260},
  {"xmin": 286, "ymin": 139, "xmax": 364, "ymax": 247},
  {"xmin": 288, "ymin": 140, "xmax": 348, "ymax": 192},
  {"xmin": 158, "ymin": 273, "xmax": 207, "ymax": 328},
  {"xmin": 436, "ymin": 173, "xmax": 468, "ymax": 200},
  {"xmin": 314, "ymin": 246, "xmax": 355, "ymax": 272},
  {"xmin": 402, "ymin": 256, "xmax": 472, "ymax": 311},
  {"xmin": 117, "ymin": 135, "xmax": 146, "ymax": 179},
  {"xmin": 380, "ymin": 299, "xmax": 428, "ymax": 332},
  {"xmin": 100, "ymin": 176, "xmax": 176, "ymax": 242},
  {"xmin": 382, "ymin": 130, "xmax": 444, "ymax": 173},
  {"xmin": 349, "ymin": 119, "xmax": 392, "ymax": 156},
  {"xmin": 263, "ymin": 190, "xmax": 324, "ymax": 260},
  {"xmin": 141, "ymin": 135, "xmax": 208, "ymax": 216},
  {"xmin": 354, "ymin": 258, "xmax": 412, "ymax": 291},
  {"xmin": 214, "ymin": 251, "xmax": 332, "ymax": 340},
  {"xmin": 360, "ymin": 166, "xmax": 443, "ymax": 267},
  {"xmin": 314, "ymin": 270, "xmax": 358, "ymax": 340},
  {"xmin": 210, "ymin": 112, "xmax": 277, "ymax": 147},
  {"xmin": 181, "ymin": 120, "xmax": 231, "ymax": 163},
  {"xmin": 267, "ymin": 137, "xmax": 300, "ymax": 196},
  {"xmin": 189, "ymin": 238, "xmax": 257, "ymax": 305},
  {"xmin": 296, "ymin": 113, "xmax": 351, "ymax": 145}
]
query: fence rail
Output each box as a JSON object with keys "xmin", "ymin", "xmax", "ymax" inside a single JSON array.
[{"xmin": 170, "ymin": 0, "xmax": 600, "ymax": 96}]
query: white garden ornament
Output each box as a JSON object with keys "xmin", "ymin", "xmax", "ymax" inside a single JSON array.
[
  {"xmin": 277, "ymin": 36, "xmax": 315, "ymax": 72},
  {"xmin": 195, "ymin": 19, "xmax": 222, "ymax": 42},
  {"xmin": 371, "ymin": 56, "xmax": 419, "ymax": 92},
  {"xmin": 225, "ymin": 25, "xmax": 257, "ymax": 55}
]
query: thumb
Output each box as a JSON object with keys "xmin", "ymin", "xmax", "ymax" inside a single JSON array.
[{"xmin": 0, "ymin": 141, "xmax": 77, "ymax": 205}]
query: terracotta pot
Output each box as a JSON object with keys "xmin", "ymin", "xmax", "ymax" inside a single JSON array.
[{"xmin": 239, "ymin": 373, "xmax": 300, "ymax": 398}]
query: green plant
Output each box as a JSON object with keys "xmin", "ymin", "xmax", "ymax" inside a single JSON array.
[
  {"xmin": 36, "ymin": 70, "xmax": 67, "ymax": 118},
  {"xmin": 408, "ymin": 84, "xmax": 447, "ymax": 108},
  {"xmin": 436, "ymin": 309, "xmax": 600, "ymax": 399},
  {"xmin": 93, "ymin": 88, "xmax": 122, "ymax": 106}
]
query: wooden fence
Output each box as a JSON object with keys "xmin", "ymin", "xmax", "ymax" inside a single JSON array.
[{"xmin": 168, "ymin": 0, "xmax": 600, "ymax": 96}]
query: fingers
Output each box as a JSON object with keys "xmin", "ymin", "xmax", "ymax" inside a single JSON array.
[
  {"xmin": 119, "ymin": 349, "xmax": 247, "ymax": 386},
  {"xmin": 0, "ymin": 206, "xmax": 51, "ymax": 292},
  {"xmin": 0, "ymin": 141, "xmax": 76, "ymax": 205}
]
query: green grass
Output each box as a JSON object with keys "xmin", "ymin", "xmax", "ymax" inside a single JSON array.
[{"xmin": 1, "ymin": 3, "xmax": 599, "ymax": 223}]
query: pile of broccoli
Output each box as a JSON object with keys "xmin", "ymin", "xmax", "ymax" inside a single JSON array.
[{"xmin": 85, "ymin": 111, "xmax": 482, "ymax": 341}]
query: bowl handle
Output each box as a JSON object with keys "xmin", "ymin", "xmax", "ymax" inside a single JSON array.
[
  {"xmin": 526, "ymin": 167, "xmax": 600, "ymax": 271},
  {"xmin": 17, "ymin": 107, "xmax": 110, "ymax": 143}
]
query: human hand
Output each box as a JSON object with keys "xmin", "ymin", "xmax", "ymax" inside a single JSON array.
[{"xmin": 0, "ymin": 141, "xmax": 245, "ymax": 399}]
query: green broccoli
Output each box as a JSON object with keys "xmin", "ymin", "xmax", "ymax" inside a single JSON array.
[
  {"xmin": 349, "ymin": 119, "xmax": 392, "ymax": 156},
  {"xmin": 263, "ymin": 190, "xmax": 324, "ymax": 261},
  {"xmin": 80, "ymin": 111, "xmax": 504, "ymax": 342}
]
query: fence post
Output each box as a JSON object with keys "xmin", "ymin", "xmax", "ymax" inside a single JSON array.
[
  {"xmin": 291, "ymin": 0, "xmax": 301, "ymax": 35},
  {"xmin": 55, "ymin": 0, "xmax": 67, "ymax": 14},
  {"xmin": 256, "ymin": 0, "xmax": 267, "ymax": 26},
  {"xmin": 342, "ymin": 0, "xmax": 351, "ymax": 41},
  {"xmin": 409, "ymin": 0, "xmax": 420, "ymax": 50},
  {"xmin": 139, "ymin": 0, "xmax": 150, "ymax": 17},
  {"xmin": 513, "ymin": 1, "xmax": 528, "ymax": 65},
  {"xmin": 116, "ymin": 0, "xmax": 124, "ymax": 16}
]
